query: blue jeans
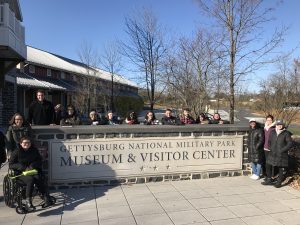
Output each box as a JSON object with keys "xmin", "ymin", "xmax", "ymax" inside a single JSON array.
[{"xmin": 251, "ymin": 162, "xmax": 262, "ymax": 177}]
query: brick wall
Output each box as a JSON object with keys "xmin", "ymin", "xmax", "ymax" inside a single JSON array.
[{"xmin": 2, "ymin": 81, "xmax": 17, "ymax": 127}]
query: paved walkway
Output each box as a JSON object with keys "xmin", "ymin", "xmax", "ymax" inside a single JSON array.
[{"xmin": 1, "ymin": 163, "xmax": 300, "ymax": 225}]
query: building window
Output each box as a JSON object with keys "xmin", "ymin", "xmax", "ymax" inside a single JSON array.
[
  {"xmin": 73, "ymin": 75, "xmax": 77, "ymax": 82},
  {"xmin": 61, "ymin": 72, "xmax": 65, "ymax": 79},
  {"xmin": 47, "ymin": 69, "xmax": 51, "ymax": 77},
  {"xmin": 29, "ymin": 65, "xmax": 35, "ymax": 74}
]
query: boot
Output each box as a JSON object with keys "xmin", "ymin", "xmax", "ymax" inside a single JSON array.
[
  {"xmin": 24, "ymin": 198, "xmax": 35, "ymax": 211},
  {"xmin": 274, "ymin": 178, "xmax": 283, "ymax": 188},
  {"xmin": 42, "ymin": 195, "xmax": 52, "ymax": 208},
  {"xmin": 274, "ymin": 181, "xmax": 282, "ymax": 188},
  {"xmin": 261, "ymin": 178, "xmax": 273, "ymax": 185}
]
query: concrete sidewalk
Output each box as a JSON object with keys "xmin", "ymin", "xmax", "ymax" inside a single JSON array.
[{"xmin": 1, "ymin": 164, "xmax": 300, "ymax": 225}]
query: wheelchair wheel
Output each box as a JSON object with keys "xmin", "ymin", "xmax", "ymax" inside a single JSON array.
[
  {"xmin": 50, "ymin": 196, "xmax": 56, "ymax": 205},
  {"xmin": 3, "ymin": 175, "xmax": 15, "ymax": 207},
  {"xmin": 16, "ymin": 205, "xmax": 27, "ymax": 214}
]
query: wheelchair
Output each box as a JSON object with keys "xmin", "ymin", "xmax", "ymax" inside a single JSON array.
[{"xmin": 3, "ymin": 169, "xmax": 56, "ymax": 214}]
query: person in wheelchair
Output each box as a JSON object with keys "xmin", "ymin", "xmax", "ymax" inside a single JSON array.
[{"xmin": 9, "ymin": 136, "xmax": 52, "ymax": 211}]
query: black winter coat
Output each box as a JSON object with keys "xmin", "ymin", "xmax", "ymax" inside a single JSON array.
[
  {"xmin": 6, "ymin": 125, "xmax": 32, "ymax": 152},
  {"xmin": 247, "ymin": 126, "xmax": 265, "ymax": 163},
  {"xmin": 28, "ymin": 100, "xmax": 55, "ymax": 125},
  {"xmin": 60, "ymin": 115, "xmax": 81, "ymax": 126},
  {"xmin": 0, "ymin": 131, "xmax": 6, "ymax": 164},
  {"xmin": 161, "ymin": 116, "xmax": 179, "ymax": 125},
  {"xmin": 267, "ymin": 129, "xmax": 293, "ymax": 167},
  {"xmin": 9, "ymin": 145, "xmax": 43, "ymax": 174}
]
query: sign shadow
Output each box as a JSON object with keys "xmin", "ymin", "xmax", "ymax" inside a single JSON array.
[{"xmin": 36, "ymin": 149, "xmax": 117, "ymax": 217}]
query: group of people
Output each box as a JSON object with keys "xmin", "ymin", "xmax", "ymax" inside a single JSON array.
[
  {"xmin": 0, "ymin": 90, "xmax": 62, "ymax": 211},
  {"xmin": 17, "ymin": 89, "xmax": 231, "ymax": 127},
  {"xmin": 0, "ymin": 89, "xmax": 293, "ymax": 212},
  {"xmin": 247, "ymin": 115, "xmax": 293, "ymax": 188},
  {"xmin": 133, "ymin": 108, "xmax": 229, "ymax": 126}
]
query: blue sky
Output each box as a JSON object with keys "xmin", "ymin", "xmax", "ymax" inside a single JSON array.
[{"xmin": 20, "ymin": 0, "xmax": 300, "ymax": 92}]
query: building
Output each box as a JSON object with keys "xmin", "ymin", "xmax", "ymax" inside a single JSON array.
[
  {"xmin": 0, "ymin": 0, "xmax": 26, "ymax": 127},
  {"xmin": 0, "ymin": 1, "xmax": 142, "ymax": 126},
  {"xmin": 1, "ymin": 46, "xmax": 142, "ymax": 126}
]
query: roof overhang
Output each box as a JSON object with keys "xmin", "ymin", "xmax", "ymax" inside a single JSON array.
[{"xmin": 6, "ymin": 71, "xmax": 76, "ymax": 91}]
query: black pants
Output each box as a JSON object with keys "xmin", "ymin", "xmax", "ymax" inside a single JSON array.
[
  {"xmin": 18, "ymin": 174, "xmax": 46, "ymax": 198},
  {"xmin": 265, "ymin": 164, "xmax": 287, "ymax": 183},
  {"xmin": 261, "ymin": 150, "xmax": 269, "ymax": 176}
]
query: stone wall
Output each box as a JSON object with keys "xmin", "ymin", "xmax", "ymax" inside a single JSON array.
[{"xmin": 32, "ymin": 124, "xmax": 251, "ymax": 189}]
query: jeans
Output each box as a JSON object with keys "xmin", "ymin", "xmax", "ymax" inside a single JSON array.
[{"xmin": 251, "ymin": 162, "xmax": 262, "ymax": 177}]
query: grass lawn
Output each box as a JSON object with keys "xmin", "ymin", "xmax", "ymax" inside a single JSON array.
[{"xmin": 289, "ymin": 128, "xmax": 300, "ymax": 136}]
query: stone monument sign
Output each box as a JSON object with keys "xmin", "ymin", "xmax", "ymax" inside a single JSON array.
[{"xmin": 49, "ymin": 136, "xmax": 243, "ymax": 182}]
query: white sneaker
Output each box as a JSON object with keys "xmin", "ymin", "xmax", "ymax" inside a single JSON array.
[
  {"xmin": 252, "ymin": 174, "xmax": 260, "ymax": 180},
  {"xmin": 250, "ymin": 174, "xmax": 255, "ymax": 179}
]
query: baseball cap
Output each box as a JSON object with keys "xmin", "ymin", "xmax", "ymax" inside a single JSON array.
[{"xmin": 275, "ymin": 120, "xmax": 285, "ymax": 126}]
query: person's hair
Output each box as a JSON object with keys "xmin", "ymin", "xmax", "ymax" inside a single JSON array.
[
  {"xmin": 89, "ymin": 111, "xmax": 96, "ymax": 116},
  {"xmin": 67, "ymin": 105, "xmax": 75, "ymax": 110},
  {"xmin": 199, "ymin": 113, "xmax": 207, "ymax": 120},
  {"xmin": 66, "ymin": 105, "xmax": 77, "ymax": 116},
  {"xmin": 128, "ymin": 111, "xmax": 137, "ymax": 118},
  {"xmin": 9, "ymin": 112, "xmax": 29, "ymax": 126},
  {"xmin": 19, "ymin": 136, "xmax": 31, "ymax": 144},
  {"xmin": 36, "ymin": 89, "xmax": 45, "ymax": 95},
  {"xmin": 166, "ymin": 108, "xmax": 172, "ymax": 112},
  {"xmin": 145, "ymin": 111, "xmax": 156, "ymax": 120},
  {"xmin": 266, "ymin": 114, "xmax": 274, "ymax": 121},
  {"xmin": 183, "ymin": 108, "xmax": 190, "ymax": 112}
]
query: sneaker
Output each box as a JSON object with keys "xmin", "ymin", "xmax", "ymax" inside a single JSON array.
[
  {"xmin": 24, "ymin": 199, "xmax": 35, "ymax": 212},
  {"xmin": 250, "ymin": 174, "xmax": 255, "ymax": 179},
  {"xmin": 252, "ymin": 174, "xmax": 260, "ymax": 180}
]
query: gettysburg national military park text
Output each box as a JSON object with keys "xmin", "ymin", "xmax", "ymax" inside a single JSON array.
[
  {"xmin": 50, "ymin": 136, "xmax": 243, "ymax": 180},
  {"xmin": 59, "ymin": 140, "xmax": 237, "ymax": 166}
]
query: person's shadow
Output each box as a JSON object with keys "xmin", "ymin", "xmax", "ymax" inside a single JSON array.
[{"xmin": 36, "ymin": 143, "xmax": 117, "ymax": 217}]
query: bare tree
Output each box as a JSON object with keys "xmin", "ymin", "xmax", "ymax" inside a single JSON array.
[
  {"xmin": 122, "ymin": 7, "xmax": 167, "ymax": 110},
  {"xmin": 77, "ymin": 41, "xmax": 100, "ymax": 113},
  {"xmin": 100, "ymin": 41, "xmax": 122, "ymax": 112},
  {"xmin": 164, "ymin": 29, "xmax": 220, "ymax": 117},
  {"xmin": 196, "ymin": 0, "xmax": 285, "ymax": 123},
  {"xmin": 258, "ymin": 56, "xmax": 300, "ymax": 125}
]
